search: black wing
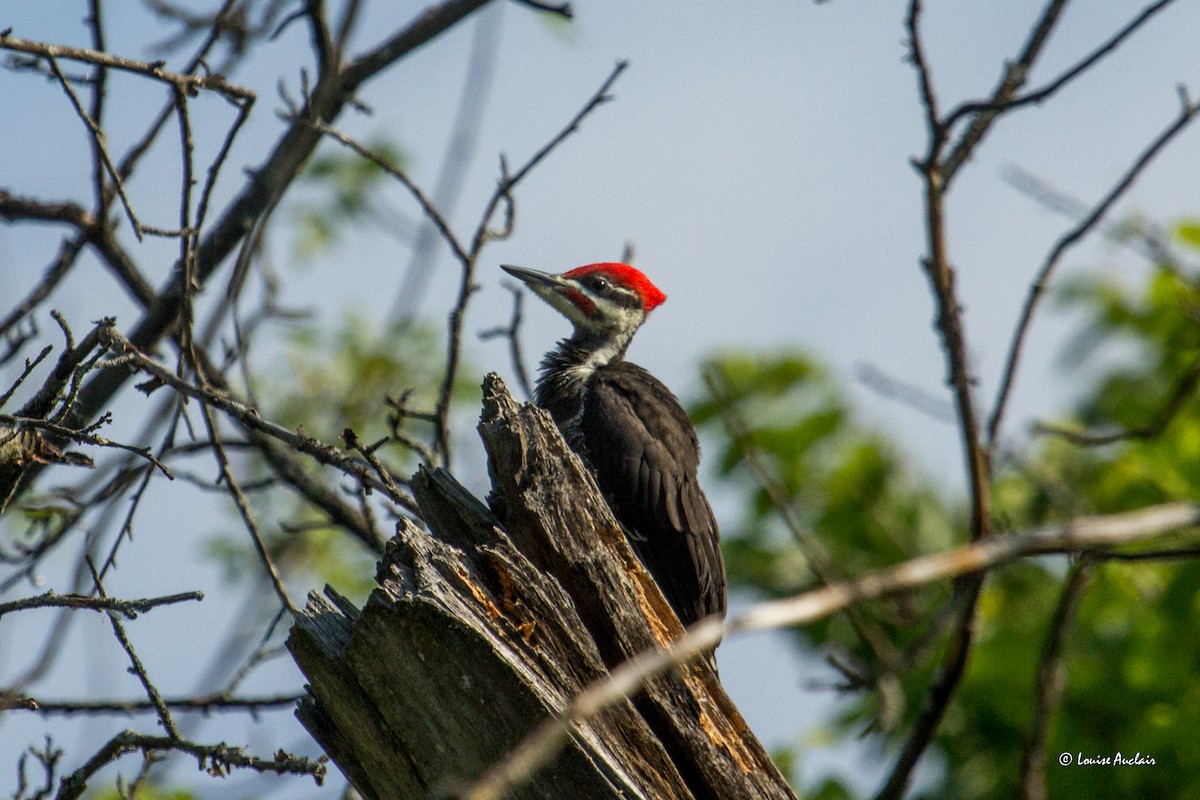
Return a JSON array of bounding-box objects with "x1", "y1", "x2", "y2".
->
[{"x1": 579, "y1": 362, "x2": 726, "y2": 626}]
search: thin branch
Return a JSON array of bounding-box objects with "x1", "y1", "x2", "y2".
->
[
  {"x1": 478, "y1": 282, "x2": 533, "y2": 399},
  {"x1": 461, "y1": 501, "x2": 1200, "y2": 800},
  {"x1": 333, "y1": 0, "x2": 363, "y2": 57},
  {"x1": 939, "y1": 0, "x2": 1070, "y2": 185},
  {"x1": 86, "y1": 559, "x2": 181, "y2": 740},
  {"x1": 1001, "y1": 164, "x2": 1186, "y2": 268},
  {"x1": 906, "y1": 0, "x2": 942, "y2": 147},
  {"x1": 16, "y1": 692, "x2": 302, "y2": 716},
  {"x1": 873, "y1": 594, "x2": 979, "y2": 799},
  {"x1": 199, "y1": 403, "x2": 297, "y2": 616},
  {"x1": 855, "y1": 363, "x2": 955, "y2": 423},
  {"x1": 341, "y1": 0, "x2": 491, "y2": 88},
  {"x1": 892, "y1": 5, "x2": 1087, "y2": 789},
  {"x1": 341, "y1": 428, "x2": 408, "y2": 499},
  {"x1": 433, "y1": 60, "x2": 628, "y2": 465},
  {"x1": 0, "y1": 238, "x2": 86, "y2": 342},
  {"x1": 0, "y1": 589, "x2": 202, "y2": 620},
  {"x1": 0, "y1": 415, "x2": 174, "y2": 478},
  {"x1": 44, "y1": 53, "x2": 147, "y2": 240},
  {"x1": 0, "y1": 191, "x2": 95, "y2": 227},
  {"x1": 0, "y1": 346, "x2": 52, "y2": 411},
  {"x1": 1096, "y1": 546, "x2": 1200, "y2": 561},
  {"x1": 1018, "y1": 557, "x2": 1095, "y2": 800},
  {"x1": 1032, "y1": 349, "x2": 1200, "y2": 445},
  {"x1": 510, "y1": 0, "x2": 573, "y2": 19},
  {"x1": 305, "y1": 119, "x2": 469, "y2": 263},
  {"x1": 96, "y1": 322, "x2": 417, "y2": 512},
  {"x1": 704, "y1": 369, "x2": 904, "y2": 672},
  {"x1": 987, "y1": 93, "x2": 1200, "y2": 449},
  {"x1": 0, "y1": 32, "x2": 254, "y2": 100},
  {"x1": 86, "y1": 0, "x2": 108, "y2": 215},
  {"x1": 39, "y1": 3, "x2": 492, "y2": 516},
  {"x1": 173, "y1": 85, "x2": 199, "y2": 373},
  {"x1": 30, "y1": 3, "x2": 489, "y2": 516},
  {"x1": 493, "y1": 61, "x2": 626, "y2": 197},
  {"x1": 304, "y1": 0, "x2": 336, "y2": 72},
  {"x1": 944, "y1": 0, "x2": 1181, "y2": 129},
  {"x1": 54, "y1": 730, "x2": 325, "y2": 800},
  {"x1": 11, "y1": 736, "x2": 60, "y2": 800}
]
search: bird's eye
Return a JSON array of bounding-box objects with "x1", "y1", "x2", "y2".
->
[{"x1": 590, "y1": 276, "x2": 610, "y2": 292}]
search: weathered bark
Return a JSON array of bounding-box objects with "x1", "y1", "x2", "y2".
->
[{"x1": 286, "y1": 374, "x2": 796, "y2": 799}]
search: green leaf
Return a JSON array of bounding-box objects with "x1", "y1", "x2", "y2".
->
[{"x1": 1174, "y1": 219, "x2": 1200, "y2": 251}]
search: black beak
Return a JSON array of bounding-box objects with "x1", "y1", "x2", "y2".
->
[{"x1": 500, "y1": 264, "x2": 568, "y2": 290}]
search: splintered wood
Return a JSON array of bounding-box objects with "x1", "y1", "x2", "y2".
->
[{"x1": 287, "y1": 374, "x2": 796, "y2": 799}]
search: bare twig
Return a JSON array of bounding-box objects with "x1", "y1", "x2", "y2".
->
[
  {"x1": 341, "y1": 427, "x2": 409, "y2": 498},
  {"x1": 883, "y1": 2, "x2": 1122, "y2": 789},
  {"x1": 96, "y1": 322, "x2": 417, "y2": 512},
  {"x1": 11, "y1": 737, "x2": 61, "y2": 800},
  {"x1": 0, "y1": 414, "x2": 174, "y2": 478},
  {"x1": 41, "y1": 0, "x2": 494, "y2": 508},
  {"x1": 45, "y1": 53, "x2": 148, "y2": 240},
  {"x1": 855, "y1": 363, "x2": 955, "y2": 423},
  {"x1": 0, "y1": 32, "x2": 254, "y2": 100},
  {"x1": 1018, "y1": 557, "x2": 1095, "y2": 800},
  {"x1": 86, "y1": 559, "x2": 181, "y2": 739},
  {"x1": 510, "y1": 0, "x2": 573, "y2": 19},
  {"x1": 1096, "y1": 546, "x2": 1200, "y2": 561},
  {"x1": 305, "y1": 120, "x2": 469, "y2": 263},
  {"x1": 85, "y1": 0, "x2": 108, "y2": 216},
  {"x1": 433, "y1": 60, "x2": 628, "y2": 466},
  {"x1": 0, "y1": 588, "x2": 202, "y2": 620},
  {"x1": 704, "y1": 369, "x2": 904, "y2": 672},
  {"x1": 938, "y1": 0, "x2": 1069, "y2": 185},
  {"x1": 903, "y1": 11, "x2": 997, "y2": 785},
  {"x1": 1001, "y1": 165, "x2": 1186, "y2": 268},
  {"x1": 1033, "y1": 350, "x2": 1200, "y2": 445},
  {"x1": 478, "y1": 283, "x2": 534, "y2": 399},
  {"x1": 0, "y1": 191, "x2": 95, "y2": 228},
  {"x1": 16, "y1": 692, "x2": 302, "y2": 716},
  {"x1": 199, "y1": 403, "x2": 297, "y2": 616},
  {"x1": 54, "y1": 729, "x2": 325, "y2": 800},
  {"x1": 987, "y1": 93, "x2": 1200, "y2": 449},
  {"x1": 0, "y1": 346, "x2": 52, "y2": 410},
  {"x1": 944, "y1": 0, "x2": 1181, "y2": 129}
]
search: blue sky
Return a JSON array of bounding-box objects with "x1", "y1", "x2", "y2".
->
[{"x1": 2, "y1": 1, "x2": 1199, "y2": 796}]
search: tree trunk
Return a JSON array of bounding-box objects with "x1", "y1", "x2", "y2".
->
[{"x1": 286, "y1": 374, "x2": 797, "y2": 799}]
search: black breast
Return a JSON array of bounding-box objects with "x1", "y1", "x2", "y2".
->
[{"x1": 574, "y1": 362, "x2": 726, "y2": 627}]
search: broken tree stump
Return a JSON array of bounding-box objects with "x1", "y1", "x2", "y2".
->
[{"x1": 286, "y1": 374, "x2": 797, "y2": 799}]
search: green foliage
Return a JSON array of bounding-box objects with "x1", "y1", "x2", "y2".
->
[
  {"x1": 205, "y1": 313, "x2": 477, "y2": 602},
  {"x1": 694, "y1": 222, "x2": 1200, "y2": 799},
  {"x1": 694, "y1": 350, "x2": 956, "y2": 610},
  {"x1": 272, "y1": 313, "x2": 456, "y2": 450}
]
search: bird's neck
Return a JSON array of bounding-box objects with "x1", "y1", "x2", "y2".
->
[{"x1": 534, "y1": 327, "x2": 635, "y2": 423}]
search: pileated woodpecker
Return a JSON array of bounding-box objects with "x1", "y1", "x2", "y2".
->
[{"x1": 501, "y1": 262, "x2": 726, "y2": 631}]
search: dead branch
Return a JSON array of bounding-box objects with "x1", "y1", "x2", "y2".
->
[
  {"x1": 988, "y1": 92, "x2": 1200, "y2": 448},
  {"x1": 0, "y1": 32, "x2": 254, "y2": 100},
  {"x1": 13, "y1": 692, "x2": 303, "y2": 717},
  {"x1": 1018, "y1": 557, "x2": 1095, "y2": 800},
  {"x1": 0, "y1": 588, "x2": 202, "y2": 620}
]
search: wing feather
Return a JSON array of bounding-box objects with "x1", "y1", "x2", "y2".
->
[{"x1": 579, "y1": 363, "x2": 726, "y2": 624}]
